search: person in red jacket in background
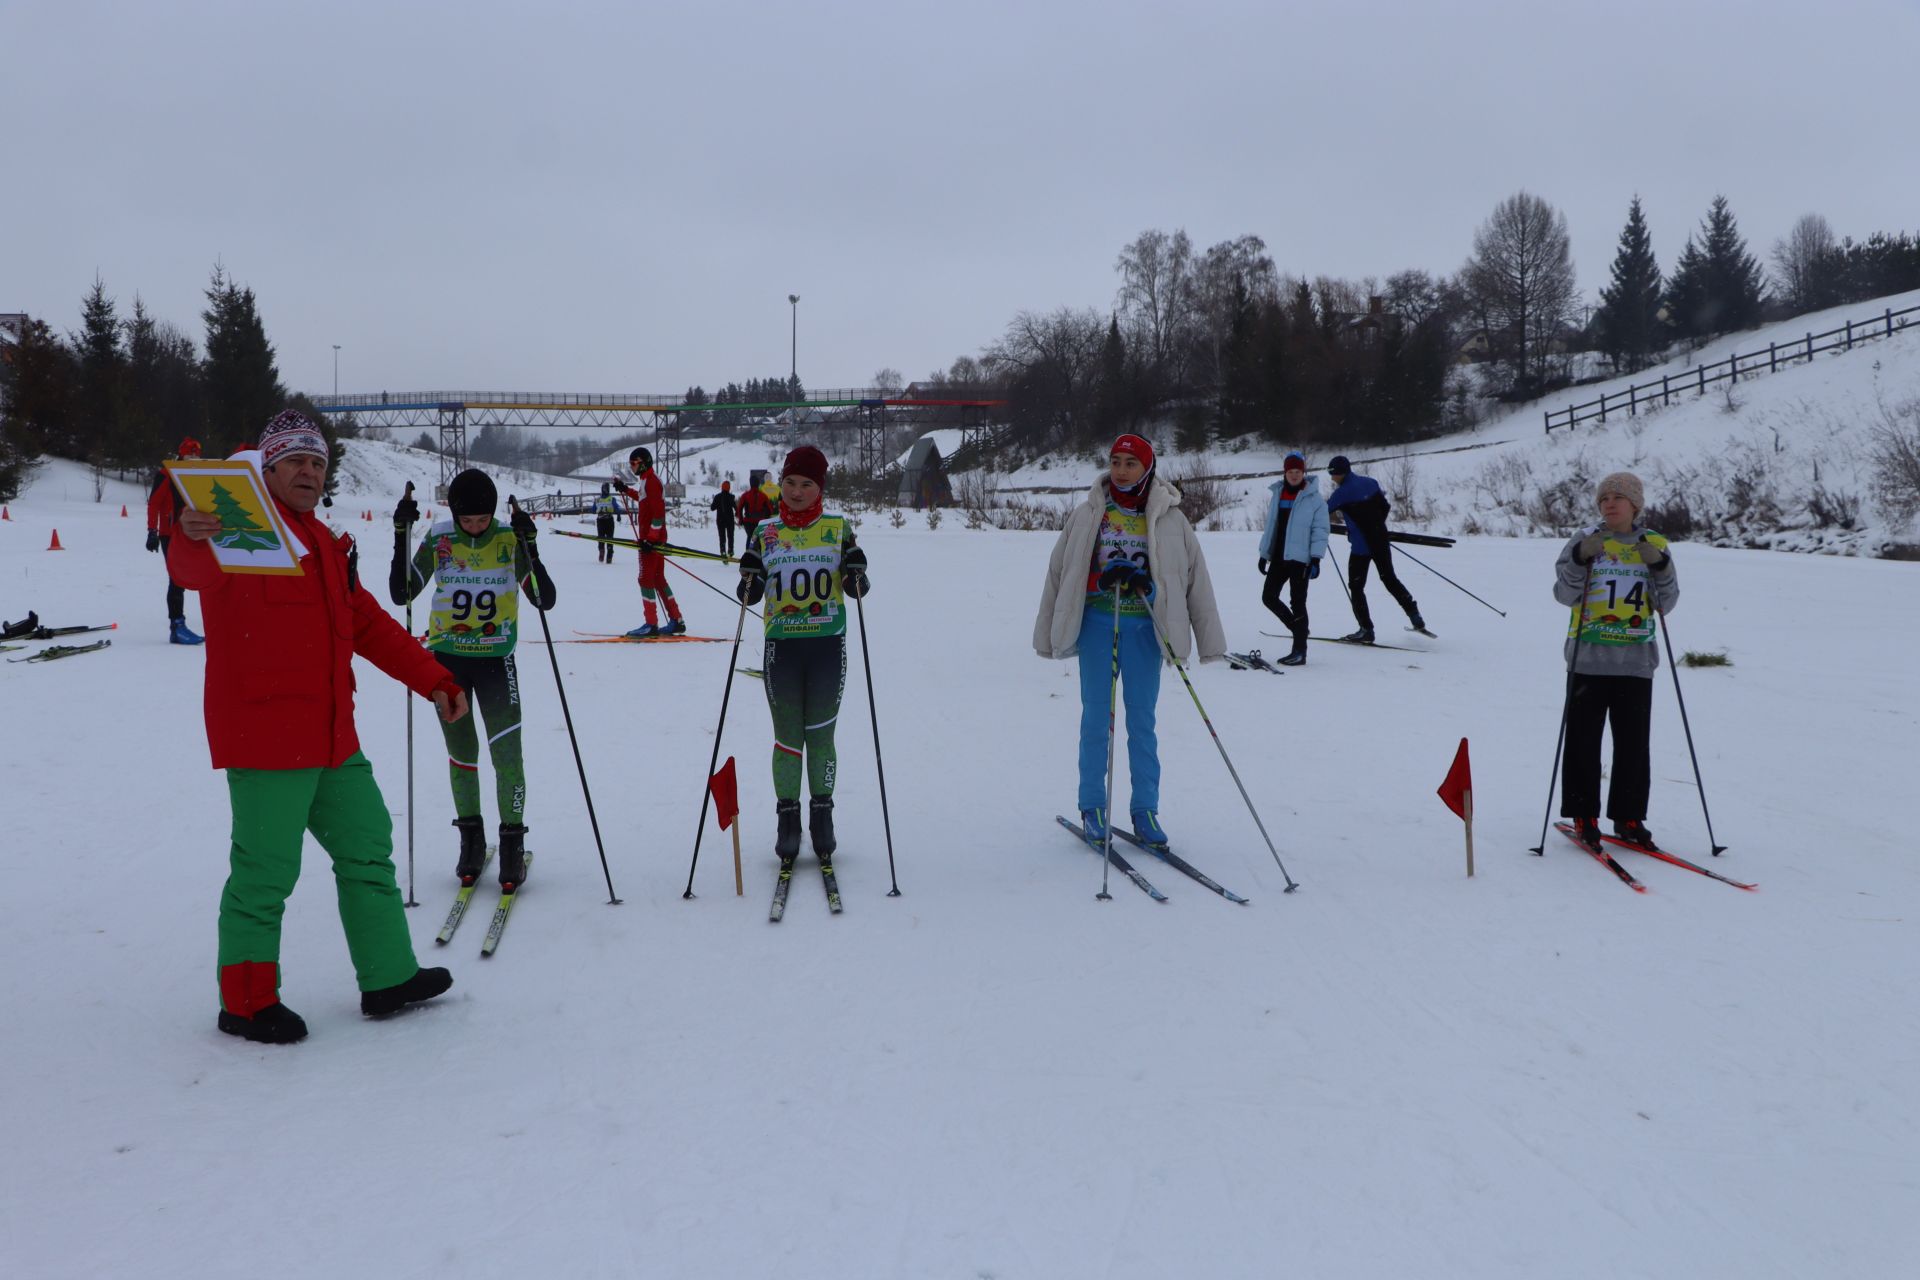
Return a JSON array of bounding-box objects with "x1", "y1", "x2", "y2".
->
[
  {"x1": 146, "y1": 436, "x2": 204, "y2": 645},
  {"x1": 613, "y1": 445, "x2": 686, "y2": 637},
  {"x1": 171, "y1": 410, "x2": 470, "y2": 1045}
]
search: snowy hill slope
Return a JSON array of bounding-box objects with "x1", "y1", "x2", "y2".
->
[{"x1": 3, "y1": 482, "x2": 1916, "y2": 1279}]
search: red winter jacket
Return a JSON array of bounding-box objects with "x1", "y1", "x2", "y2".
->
[
  {"x1": 146, "y1": 471, "x2": 177, "y2": 537},
  {"x1": 169, "y1": 500, "x2": 456, "y2": 770},
  {"x1": 615, "y1": 470, "x2": 668, "y2": 546}
]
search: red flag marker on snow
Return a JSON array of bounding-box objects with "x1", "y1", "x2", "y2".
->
[
  {"x1": 709, "y1": 756, "x2": 743, "y2": 895},
  {"x1": 1437, "y1": 738, "x2": 1473, "y2": 876}
]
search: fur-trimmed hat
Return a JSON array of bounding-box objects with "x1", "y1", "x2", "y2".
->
[
  {"x1": 260, "y1": 410, "x2": 328, "y2": 469},
  {"x1": 1595, "y1": 471, "x2": 1645, "y2": 512}
]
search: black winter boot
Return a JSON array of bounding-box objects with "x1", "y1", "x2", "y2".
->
[
  {"x1": 809, "y1": 796, "x2": 836, "y2": 859},
  {"x1": 217, "y1": 1002, "x2": 308, "y2": 1045},
  {"x1": 775, "y1": 799, "x2": 803, "y2": 861},
  {"x1": 498, "y1": 823, "x2": 528, "y2": 889},
  {"x1": 362, "y1": 966, "x2": 454, "y2": 1018},
  {"x1": 1277, "y1": 633, "x2": 1308, "y2": 666},
  {"x1": 453, "y1": 815, "x2": 487, "y2": 884}
]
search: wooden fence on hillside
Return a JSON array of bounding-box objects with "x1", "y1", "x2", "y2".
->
[{"x1": 1543, "y1": 302, "x2": 1920, "y2": 433}]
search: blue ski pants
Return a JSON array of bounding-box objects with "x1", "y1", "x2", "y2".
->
[{"x1": 1076, "y1": 603, "x2": 1162, "y2": 814}]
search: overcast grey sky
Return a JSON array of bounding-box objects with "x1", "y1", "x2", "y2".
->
[{"x1": 6, "y1": 0, "x2": 1917, "y2": 399}]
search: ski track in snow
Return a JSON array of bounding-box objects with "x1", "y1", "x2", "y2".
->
[{"x1": 2, "y1": 456, "x2": 1917, "y2": 1279}]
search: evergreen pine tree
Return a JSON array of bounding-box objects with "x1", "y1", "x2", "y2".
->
[
  {"x1": 72, "y1": 276, "x2": 126, "y2": 465},
  {"x1": 1595, "y1": 196, "x2": 1666, "y2": 371},
  {"x1": 1666, "y1": 196, "x2": 1765, "y2": 338},
  {"x1": 201, "y1": 264, "x2": 286, "y2": 447},
  {"x1": 1090, "y1": 314, "x2": 1130, "y2": 436}
]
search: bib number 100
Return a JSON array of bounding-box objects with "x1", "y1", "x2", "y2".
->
[{"x1": 766, "y1": 568, "x2": 834, "y2": 603}]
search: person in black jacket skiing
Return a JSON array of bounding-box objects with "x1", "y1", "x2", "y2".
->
[
  {"x1": 1324, "y1": 455, "x2": 1425, "y2": 643},
  {"x1": 709, "y1": 481, "x2": 737, "y2": 558}
]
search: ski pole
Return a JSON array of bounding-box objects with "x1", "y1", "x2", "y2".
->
[
  {"x1": 663, "y1": 554, "x2": 763, "y2": 619},
  {"x1": 848, "y1": 539, "x2": 901, "y2": 897},
  {"x1": 1397, "y1": 546, "x2": 1507, "y2": 617},
  {"x1": 1658, "y1": 618, "x2": 1728, "y2": 855},
  {"x1": 1530, "y1": 561, "x2": 1591, "y2": 855},
  {"x1": 683, "y1": 598, "x2": 751, "y2": 898},
  {"x1": 1143, "y1": 603, "x2": 1298, "y2": 891},
  {"x1": 1097, "y1": 586, "x2": 1121, "y2": 901},
  {"x1": 401, "y1": 483, "x2": 418, "y2": 907},
  {"x1": 510, "y1": 497, "x2": 622, "y2": 905}
]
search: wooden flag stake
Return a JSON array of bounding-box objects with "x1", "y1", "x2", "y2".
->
[
  {"x1": 731, "y1": 822, "x2": 744, "y2": 896},
  {"x1": 1464, "y1": 789, "x2": 1475, "y2": 878}
]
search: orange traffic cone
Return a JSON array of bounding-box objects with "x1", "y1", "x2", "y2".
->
[
  {"x1": 121, "y1": 504, "x2": 129, "y2": 517},
  {"x1": 2, "y1": 506, "x2": 11, "y2": 520},
  {"x1": 48, "y1": 529, "x2": 64, "y2": 550}
]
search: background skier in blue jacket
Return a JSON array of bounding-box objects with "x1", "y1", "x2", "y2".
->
[{"x1": 1324, "y1": 455, "x2": 1426, "y2": 643}]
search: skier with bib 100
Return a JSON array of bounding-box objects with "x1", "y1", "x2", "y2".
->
[
  {"x1": 390, "y1": 468, "x2": 557, "y2": 892},
  {"x1": 734, "y1": 446, "x2": 871, "y2": 864}
]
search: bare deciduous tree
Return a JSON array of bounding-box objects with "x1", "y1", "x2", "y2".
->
[
  {"x1": 1114, "y1": 228, "x2": 1196, "y2": 385},
  {"x1": 982, "y1": 307, "x2": 1107, "y2": 442},
  {"x1": 1770, "y1": 213, "x2": 1838, "y2": 313},
  {"x1": 871, "y1": 367, "x2": 904, "y2": 395},
  {"x1": 1462, "y1": 191, "x2": 1578, "y2": 390}
]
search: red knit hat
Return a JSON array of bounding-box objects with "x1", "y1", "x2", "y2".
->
[
  {"x1": 782, "y1": 445, "x2": 828, "y2": 488},
  {"x1": 1111, "y1": 434, "x2": 1155, "y2": 472},
  {"x1": 177, "y1": 437, "x2": 202, "y2": 459}
]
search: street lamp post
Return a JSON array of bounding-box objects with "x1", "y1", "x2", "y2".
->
[
  {"x1": 788, "y1": 295, "x2": 799, "y2": 393},
  {"x1": 332, "y1": 344, "x2": 341, "y2": 397}
]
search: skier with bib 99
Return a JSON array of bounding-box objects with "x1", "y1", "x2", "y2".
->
[
  {"x1": 734, "y1": 446, "x2": 870, "y2": 862},
  {"x1": 1033, "y1": 434, "x2": 1226, "y2": 849},
  {"x1": 1553, "y1": 471, "x2": 1680, "y2": 854},
  {"x1": 391, "y1": 468, "x2": 557, "y2": 891}
]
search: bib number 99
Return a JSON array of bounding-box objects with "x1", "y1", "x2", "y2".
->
[{"x1": 450, "y1": 589, "x2": 498, "y2": 622}]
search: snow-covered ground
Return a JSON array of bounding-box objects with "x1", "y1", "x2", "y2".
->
[{"x1": 3, "y1": 458, "x2": 1916, "y2": 1278}]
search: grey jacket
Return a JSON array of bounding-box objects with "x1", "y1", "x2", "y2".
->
[
  {"x1": 1034, "y1": 476, "x2": 1228, "y2": 664},
  {"x1": 1552, "y1": 523, "x2": 1680, "y2": 677}
]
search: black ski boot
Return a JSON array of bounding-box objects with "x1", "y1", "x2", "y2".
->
[
  {"x1": 217, "y1": 1002, "x2": 308, "y2": 1045},
  {"x1": 361, "y1": 966, "x2": 454, "y2": 1017},
  {"x1": 1339, "y1": 627, "x2": 1375, "y2": 644},
  {"x1": 1571, "y1": 817, "x2": 1605, "y2": 855},
  {"x1": 498, "y1": 822, "x2": 528, "y2": 889},
  {"x1": 775, "y1": 799, "x2": 803, "y2": 860},
  {"x1": 1277, "y1": 633, "x2": 1308, "y2": 666},
  {"x1": 1613, "y1": 819, "x2": 1659, "y2": 851},
  {"x1": 453, "y1": 815, "x2": 487, "y2": 884},
  {"x1": 1, "y1": 611, "x2": 38, "y2": 642},
  {"x1": 810, "y1": 796, "x2": 836, "y2": 859}
]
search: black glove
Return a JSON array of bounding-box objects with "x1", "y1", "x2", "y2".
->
[
  {"x1": 510, "y1": 506, "x2": 538, "y2": 548},
  {"x1": 1637, "y1": 532, "x2": 1668, "y2": 568},
  {"x1": 1573, "y1": 531, "x2": 1607, "y2": 565},
  {"x1": 840, "y1": 544, "x2": 870, "y2": 598},
  {"x1": 737, "y1": 550, "x2": 766, "y2": 605},
  {"x1": 1258, "y1": 557, "x2": 1269, "y2": 576},
  {"x1": 145, "y1": 530, "x2": 160, "y2": 553},
  {"x1": 1097, "y1": 559, "x2": 1151, "y2": 597},
  {"x1": 1308, "y1": 559, "x2": 1321, "y2": 580},
  {"x1": 393, "y1": 492, "x2": 421, "y2": 531}
]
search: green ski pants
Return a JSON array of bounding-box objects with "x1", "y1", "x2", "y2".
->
[
  {"x1": 219, "y1": 751, "x2": 419, "y2": 1004},
  {"x1": 764, "y1": 634, "x2": 846, "y2": 800},
  {"x1": 436, "y1": 652, "x2": 526, "y2": 824}
]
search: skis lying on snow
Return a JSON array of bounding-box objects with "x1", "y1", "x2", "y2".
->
[
  {"x1": 1054, "y1": 815, "x2": 1167, "y2": 901},
  {"x1": 436, "y1": 849, "x2": 495, "y2": 945},
  {"x1": 29, "y1": 622, "x2": 117, "y2": 640},
  {"x1": 1226, "y1": 649, "x2": 1285, "y2": 674},
  {"x1": 1110, "y1": 827, "x2": 1250, "y2": 904},
  {"x1": 1552, "y1": 822, "x2": 1647, "y2": 892},
  {"x1": 1285, "y1": 632, "x2": 1423, "y2": 652},
  {"x1": 769, "y1": 854, "x2": 842, "y2": 922},
  {"x1": 1557, "y1": 823, "x2": 1755, "y2": 891},
  {"x1": 9, "y1": 639, "x2": 112, "y2": 663},
  {"x1": 564, "y1": 630, "x2": 730, "y2": 644},
  {"x1": 480, "y1": 854, "x2": 532, "y2": 957}
]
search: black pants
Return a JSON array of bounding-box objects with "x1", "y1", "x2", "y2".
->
[
  {"x1": 717, "y1": 518, "x2": 735, "y2": 557},
  {"x1": 596, "y1": 517, "x2": 615, "y2": 563},
  {"x1": 159, "y1": 535, "x2": 185, "y2": 620},
  {"x1": 1261, "y1": 560, "x2": 1311, "y2": 638},
  {"x1": 1560, "y1": 674, "x2": 1653, "y2": 822},
  {"x1": 1347, "y1": 544, "x2": 1419, "y2": 631}
]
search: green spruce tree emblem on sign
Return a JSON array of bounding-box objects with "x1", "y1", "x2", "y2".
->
[{"x1": 208, "y1": 481, "x2": 281, "y2": 552}]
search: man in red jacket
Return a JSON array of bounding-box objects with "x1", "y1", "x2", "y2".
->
[
  {"x1": 147, "y1": 436, "x2": 205, "y2": 645},
  {"x1": 613, "y1": 445, "x2": 686, "y2": 637},
  {"x1": 172, "y1": 410, "x2": 470, "y2": 1045}
]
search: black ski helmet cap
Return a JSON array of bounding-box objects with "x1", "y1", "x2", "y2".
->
[
  {"x1": 630, "y1": 446, "x2": 653, "y2": 470},
  {"x1": 447, "y1": 468, "x2": 497, "y2": 518}
]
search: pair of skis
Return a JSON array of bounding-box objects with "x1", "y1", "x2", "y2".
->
[
  {"x1": 1270, "y1": 630, "x2": 1431, "y2": 652},
  {"x1": 8, "y1": 639, "x2": 112, "y2": 663},
  {"x1": 1225, "y1": 650, "x2": 1285, "y2": 674},
  {"x1": 1054, "y1": 816, "x2": 1250, "y2": 904},
  {"x1": 434, "y1": 850, "x2": 534, "y2": 955},
  {"x1": 769, "y1": 853, "x2": 841, "y2": 922},
  {"x1": 1552, "y1": 822, "x2": 1755, "y2": 892}
]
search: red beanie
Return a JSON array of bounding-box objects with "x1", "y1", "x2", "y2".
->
[
  {"x1": 1111, "y1": 434, "x2": 1155, "y2": 472},
  {"x1": 177, "y1": 437, "x2": 202, "y2": 459},
  {"x1": 782, "y1": 445, "x2": 828, "y2": 488}
]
